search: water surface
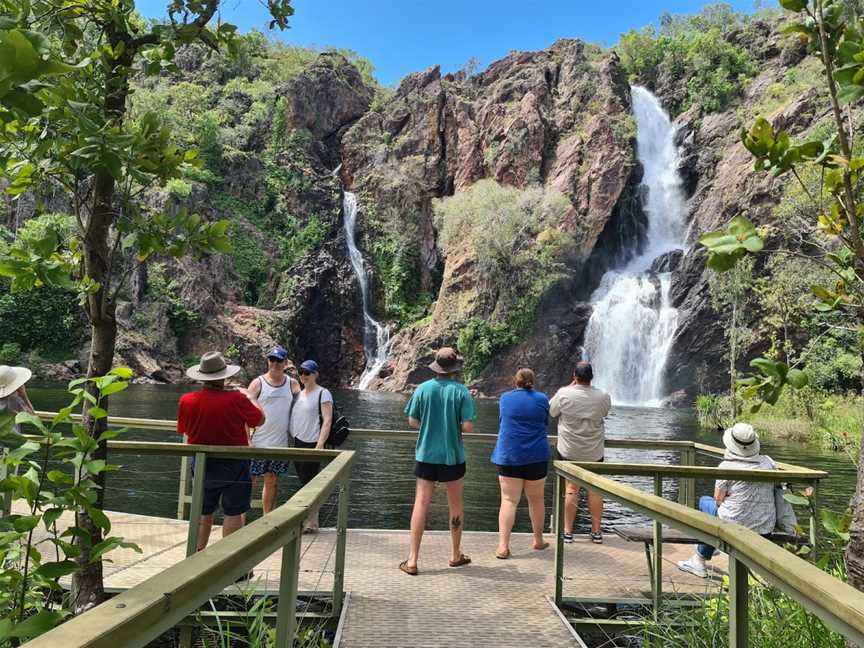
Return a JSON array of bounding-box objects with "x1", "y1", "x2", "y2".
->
[{"x1": 27, "y1": 383, "x2": 856, "y2": 534}]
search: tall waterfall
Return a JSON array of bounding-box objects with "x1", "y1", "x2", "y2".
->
[
  {"x1": 342, "y1": 191, "x2": 391, "y2": 390},
  {"x1": 582, "y1": 86, "x2": 687, "y2": 406}
]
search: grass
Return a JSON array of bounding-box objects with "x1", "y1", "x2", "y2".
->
[{"x1": 696, "y1": 390, "x2": 862, "y2": 460}]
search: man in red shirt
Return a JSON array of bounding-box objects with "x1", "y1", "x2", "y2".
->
[{"x1": 178, "y1": 351, "x2": 265, "y2": 551}]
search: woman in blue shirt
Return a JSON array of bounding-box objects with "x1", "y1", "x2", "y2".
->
[{"x1": 491, "y1": 368, "x2": 551, "y2": 559}]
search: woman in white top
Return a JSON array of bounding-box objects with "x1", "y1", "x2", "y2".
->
[
  {"x1": 678, "y1": 423, "x2": 778, "y2": 578},
  {"x1": 247, "y1": 347, "x2": 300, "y2": 514},
  {"x1": 290, "y1": 359, "x2": 333, "y2": 532}
]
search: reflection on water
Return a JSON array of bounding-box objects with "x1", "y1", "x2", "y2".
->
[{"x1": 26, "y1": 383, "x2": 857, "y2": 534}]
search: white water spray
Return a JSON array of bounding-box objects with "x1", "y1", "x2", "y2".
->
[
  {"x1": 342, "y1": 191, "x2": 392, "y2": 390},
  {"x1": 582, "y1": 86, "x2": 687, "y2": 406}
]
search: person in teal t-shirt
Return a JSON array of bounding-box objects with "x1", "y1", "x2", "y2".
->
[{"x1": 398, "y1": 347, "x2": 476, "y2": 576}]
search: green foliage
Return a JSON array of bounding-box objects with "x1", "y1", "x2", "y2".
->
[
  {"x1": 369, "y1": 231, "x2": 433, "y2": 327},
  {"x1": 0, "y1": 284, "x2": 83, "y2": 356},
  {"x1": 457, "y1": 292, "x2": 542, "y2": 381},
  {"x1": 146, "y1": 263, "x2": 201, "y2": 339},
  {"x1": 195, "y1": 112, "x2": 224, "y2": 173},
  {"x1": 166, "y1": 178, "x2": 192, "y2": 200},
  {"x1": 695, "y1": 393, "x2": 731, "y2": 429},
  {"x1": 0, "y1": 342, "x2": 21, "y2": 365},
  {"x1": 616, "y1": 9, "x2": 756, "y2": 113},
  {"x1": 641, "y1": 551, "x2": 847, "y2": 647},
  {"x1": 0, "y1": 371, "x2": 141, "y2": 641},
  {"x1": 228, "y1": 223, "x2": 270, "y2": 304}
]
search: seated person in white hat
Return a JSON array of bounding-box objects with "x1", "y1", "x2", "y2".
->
[
  {"x1": 678, "y1": 423, "x2": 777, "y2": 578},
  {"x1": 178, "y1": 352, "x2": 265, "y2": 553},
  {"x1": 0, "y1": 365, "x2": 35, "y2": 432}
]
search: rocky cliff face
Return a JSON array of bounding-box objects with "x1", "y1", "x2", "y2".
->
[{"x1": 341, "y1": 41, "x2": 643, "y2": 392}]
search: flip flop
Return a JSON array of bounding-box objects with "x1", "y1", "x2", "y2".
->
[
  {"x1": 534, "y1": 541, "x2": 550, "y2": 551},
  {"x1": 399, "y1": 560, "x2": 418, "y2": 576},
  {"x1": 495, "y1": 549, "x2": 511, "y2": 560},
  {"x1": 448, "y1": 554, "x2": 471, "y2": 568}
]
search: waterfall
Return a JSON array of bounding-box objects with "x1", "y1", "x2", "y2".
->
[
  {"x1": 342, "y1": 191, "x2": 392, "y2": 390},
  {"x1": 582, "y1": 86, "x2": 687, "y2": 406}
]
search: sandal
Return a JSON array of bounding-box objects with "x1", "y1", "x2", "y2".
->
[
  {"x1": 448, "y1": 554, "x2": 471, "y2": 568},
  {"x1": 399, "y1": 560, "x2": 418, "y2": 576},
  {"x1": 495, "y1": 549, "x2": 511, "y2": 560}
]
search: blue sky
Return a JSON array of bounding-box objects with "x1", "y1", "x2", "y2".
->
[{"x1": 137, "y1": 0, "x2": 757, "y2": 86}]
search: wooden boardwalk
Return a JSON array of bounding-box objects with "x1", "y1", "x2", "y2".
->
[{"x1": 27, "y1": 507, "x2": 727, "y2": 647}]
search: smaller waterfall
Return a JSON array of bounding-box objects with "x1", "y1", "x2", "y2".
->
[{"x1": 342, "y1": 191, "x2": 391, "y2": 389}]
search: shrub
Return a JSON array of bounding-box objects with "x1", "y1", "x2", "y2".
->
[
  {"x1": 0, "y1": 284, "x2": 83, "y2": 356},
  {"x1": 0, "y1": 342, "x2": 21, "y2": 364},
  {"x1": 166, "y1": 178, "x2": 192, "y2": 200},
  {"x1": 146, "y1": 263, "x2": 201, "y2": 339}
]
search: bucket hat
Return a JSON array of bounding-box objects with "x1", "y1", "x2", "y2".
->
[
  {"x1": 428, "y1": 347, "x2": 463, "y2": 375},
  {"x1": 186, "y1": 351, "x2": 241, "y2": 382},
  {"x1": 0, "y1": 365, "x2": 32, "y2": 399},
  {"x1": 722, "y1": 422, "x2": 760, "y2": 458}
]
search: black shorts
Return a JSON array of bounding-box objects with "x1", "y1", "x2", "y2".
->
[
  {"x1": 414, "y1": 461, "x2": 466, "y2": 483},
  {"x1": 196, "y1": 458, "x2": 252, "y2": 517},
  {"x1": 496, "y1": 461, "x2": 548, "y2": 481},
  {"x1": 293, "y1": 437, "x2": 321, "y2": 486}
]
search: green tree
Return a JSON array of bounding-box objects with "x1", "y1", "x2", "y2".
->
[
  {"x1": 0, "y1": 0, "x2": 294, "y2": 611},
  {"x1": 699, "y1": 0, "x2": 864, "y2": 600},
  {"x1": 708, "y1": 254, "x2": 755, "y2": 416}
]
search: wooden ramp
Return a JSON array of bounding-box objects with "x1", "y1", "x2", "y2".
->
[{"x1": 26, "y1": 508, "x2": 727, "y2": 647}]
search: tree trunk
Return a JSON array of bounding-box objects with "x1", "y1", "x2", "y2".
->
[
  {"x1": 69, "y1": 35, "x2": 130, "y2": 608},
  {"x1": 70, "y1": 166, "x2": 118, "y2": 612}
]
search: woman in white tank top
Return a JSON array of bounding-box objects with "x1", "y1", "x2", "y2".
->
[{"x1": 247, "y1": 347, "x2": 300, "y2": 513}]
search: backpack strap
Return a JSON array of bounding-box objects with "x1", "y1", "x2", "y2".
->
[{"x1": 318, "y1": 388, "x2": 323, "y2": 427}]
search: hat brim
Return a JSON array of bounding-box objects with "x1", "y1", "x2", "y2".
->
[
  {"x1": 0, "y1": 367, "x2": 32, "y2": 399},
  {"x1": 428, "y1": 360, "x2": 463, "y2": 374},
  {"x1": 185, "y1": 364, "x2": 241, "y2": 382},
  {"x1": 722, "y1": 428, "x2": 760, "y2": 457}
]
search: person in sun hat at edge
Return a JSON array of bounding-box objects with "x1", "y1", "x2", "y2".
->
[
  {"x1": 677, "y1": 422, "x2": 778, "y2": 578},
  {"x1": 247, "y1": 345, "x2": 300, "y2": 514},
  {"x1": 399, "y1": 347, "x2": 476, "y2": 576},
  {"x1": 0, "y1": 365, "x2": 35, "y2": 432},
  {"x1": 177, "y1": 351, "x2": 265, "y2": 557}
]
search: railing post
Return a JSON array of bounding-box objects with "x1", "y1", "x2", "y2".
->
[
  {"x1": 276, "y1": 533, "x2": 302, "y2": 648},
  {"x1": 553, "y1": 471, "x2": 565, "y2": 607},
  {"x1": 678, "y1": 446, "x2": 696, "y2": 508},
  {"x1": 809, "y1": 480, "x2": 819, "y2": 559},
  {"x1": 653, "y1": 474, "x2": 663, "y2": 619},
  {"x1": 729, "y1": 556, "x2": 749, "y2": 647},
  {"x1": 332, "y1": 475, "x2": 350, "y2": 617},
  {"x1": 185, "y1": 452, "x2": 207, "y2": 557},
  {"x1": 177, "y1": 455, "x2": 191, "y2": 520}
]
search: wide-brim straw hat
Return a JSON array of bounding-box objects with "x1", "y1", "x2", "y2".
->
[
  {"x1": 723, "y1": 422, "x2": 760, "y2": 458},
  {"x1": 428, "y1": 347, "x2": 464, "y2": 375},
  {"x1": 0, "y1": 365, "x2": 32, "y2": 399},
  {"x1": 186, "y1": 351, "x2": 241, "y2": 382}
]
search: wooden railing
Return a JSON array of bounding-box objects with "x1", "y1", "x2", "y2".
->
[
  {"x1": 19, "y1": 434, "x2": 354, "y2": 648},
  {"x1": 550, "y1": 461, "x2": 859, "y2": 648}
]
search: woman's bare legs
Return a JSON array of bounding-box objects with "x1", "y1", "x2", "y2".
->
[
  {"x1": 524, "y1": 477, "x2": 548, "y2": 549},
  {"x1": 497, "y1": 476, "x2": 523, "y2": 556}
]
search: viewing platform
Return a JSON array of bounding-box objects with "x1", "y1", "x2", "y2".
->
[{"x1": 22, "y1": 504, "x2": 723, "y2": 647}]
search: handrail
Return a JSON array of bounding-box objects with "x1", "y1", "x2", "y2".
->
[
  {"x1": 552, "y1": 461, "x2": 862, "y2": 646},
  {"x1": 570, "y1": 461, "x2": 826, "y2": 481},
  {"x1": 22, "y1": 448, "x2": 355, "y2": 648}
]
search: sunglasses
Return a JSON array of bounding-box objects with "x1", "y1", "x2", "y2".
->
[
  {"x1": 267, "y1": 357, "x2": 286, "y2": 363},
  {"x1": 298, "y1": 369, "x2": 314, "y2": 376}
]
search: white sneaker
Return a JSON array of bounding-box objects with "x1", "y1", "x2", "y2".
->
[{"x1": 677, "y1": 554, "x2": 707, "y2": 578}]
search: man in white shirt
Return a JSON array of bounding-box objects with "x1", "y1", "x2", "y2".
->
[
  {"x1": 549, "y1": 361, "x2": 612, "y2": 544},
  {"x1": 247, "y1": 346, "x2": 300, "y2": 514}
]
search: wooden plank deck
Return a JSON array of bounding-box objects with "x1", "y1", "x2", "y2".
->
[{"x1": 23, "y1": 507, "x2": 727, "y2": 647}]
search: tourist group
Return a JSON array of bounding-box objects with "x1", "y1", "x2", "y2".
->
[{"x1": 0, "y1": 347, "x2": 783, "y2": 580}]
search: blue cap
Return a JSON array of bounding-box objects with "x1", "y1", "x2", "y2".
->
[
  {"x1": 267, "y1": 346, "x2": 289, "y2": 361},
  {"x1": 299, "y1": 359, "x2": 319, "y2": 373}
]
